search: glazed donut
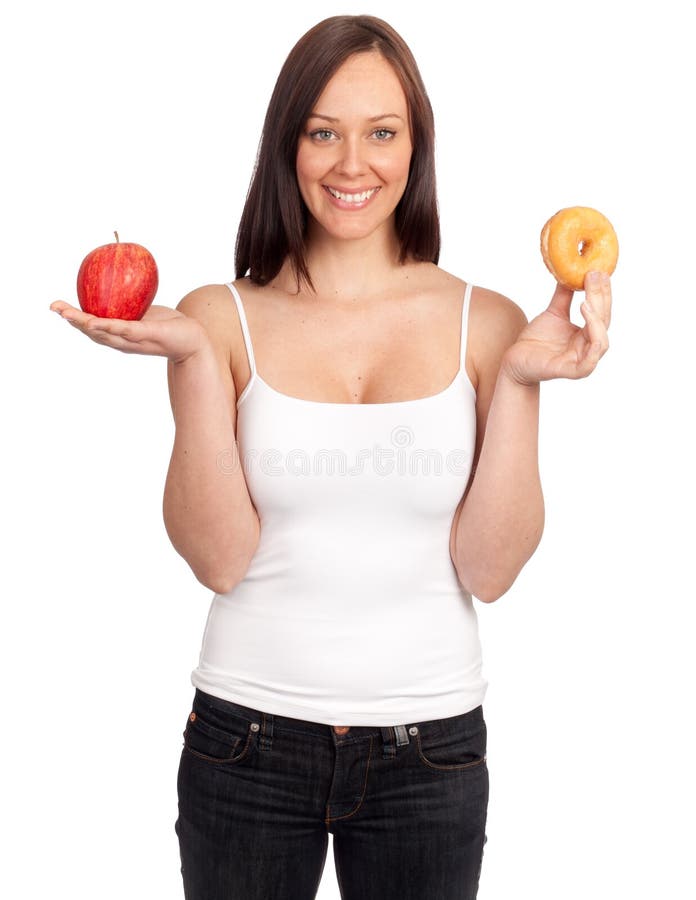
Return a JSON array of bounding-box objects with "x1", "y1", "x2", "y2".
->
[{"x1": 540, "y1": 206, "x2": 619, "y2": 291}]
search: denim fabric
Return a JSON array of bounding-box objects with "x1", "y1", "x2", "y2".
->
[{"x1": 175, "y1": 689, "x2": 489, "y2": 899}]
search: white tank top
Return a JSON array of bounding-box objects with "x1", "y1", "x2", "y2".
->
[{"x1": 189, "y1": 280, "x2": 488, "y2": 726}]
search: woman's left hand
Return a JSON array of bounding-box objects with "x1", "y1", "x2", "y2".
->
[{"x1": 501, "y1": 271, "x2": 612, "y2": 386}]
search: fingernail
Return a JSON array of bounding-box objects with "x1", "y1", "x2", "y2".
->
[{"x1": 588, "y1": 271, "x2": 600, "y2": 286}]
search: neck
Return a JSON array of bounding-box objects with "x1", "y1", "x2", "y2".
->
[{"x1": 276, "y1": 222, "x2": 412, "y2": 301}]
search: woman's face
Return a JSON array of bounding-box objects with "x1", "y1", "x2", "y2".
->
[{"x1": 296, "y1": 51, "x2": 413, "y2": 246}]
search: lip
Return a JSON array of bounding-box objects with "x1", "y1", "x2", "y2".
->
[{"x1": 324, "y1": 185, "x2": 380, "y2": 193}]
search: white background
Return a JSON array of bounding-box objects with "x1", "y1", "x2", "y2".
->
[{"x1": 2, "y1": 0, "x2": 694, "y2": 897}]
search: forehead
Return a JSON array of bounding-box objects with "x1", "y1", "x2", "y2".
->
[{"x1": 311, "y1": 52, "x2": 408, "y2": 119}]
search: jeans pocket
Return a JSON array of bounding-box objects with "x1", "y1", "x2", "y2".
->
[
  {"x1": 415, "y1": 707, "x2": 487, "y2": 772},
  {"x1": 182, "y1": 707, "x2": 257, "y2": 766}
]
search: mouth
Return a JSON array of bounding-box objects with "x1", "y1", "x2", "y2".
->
[{"x1": 323, "y1": 185, "x2": 381, "y2": 209}]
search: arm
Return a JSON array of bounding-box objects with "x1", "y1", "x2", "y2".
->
[
  {"x1": 450, "y1": 288, "x2": 544, "y2": 604},
  {"x1": 162, "y1": 285, "x2": 260, "y2": 594},
  {"x1": 450, "y1": 273, "x2": 612, "y2": 603}
]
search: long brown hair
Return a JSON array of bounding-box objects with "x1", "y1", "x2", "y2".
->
[{"x1": 234, "y1": 15, "x2": 440, "y2": 293}]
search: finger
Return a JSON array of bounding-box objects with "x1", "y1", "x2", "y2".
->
[
  {"x1": 580, "y1": 295, "x2": 610, "y2": 358},
  {"x1": 560, "y1": 326, "x2": 608, "y2": 379},
  {"x1": 55, "y1": 307, "x2": 126, "y2": 331},
  {"x1": 50, "y1": 301, "x2": 78, "y2": 315},
  {"x1": 583, "y1": 271, "x2": 612, "y2": 329},
  {"x1": 83, "y1": 317, "x2": 147, "y2": 344},
  {"x1": 52, "y1": 306, "x2": 134, "y2": 344},
  {"x1": 600, "y1": 273, "x2": 612, "y2": 329},
  {"x1": 51, "y1": 304, "x2": 93, "y2": 325},
  {"x1": 547, "y1": 282, "x2": 574, "y2": 318},
  {"x1": 575, "y1": 339, "x2": 604, "y2": 379}
]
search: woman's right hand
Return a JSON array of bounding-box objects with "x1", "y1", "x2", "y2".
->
[{"x1": 49, "y1": 301, "x2": 209, "y2": 365}]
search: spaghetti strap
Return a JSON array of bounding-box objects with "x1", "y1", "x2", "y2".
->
[
  {"x1": 459, "y1": 282, "x2": 474, "y2": 371},
  {"x1": 225, "y1": 282, "x2": 256, "y2": 378}
]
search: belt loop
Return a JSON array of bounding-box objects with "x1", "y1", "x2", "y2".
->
[
  {"x1": 381, "y1": 726, "x2": 396, "y2": 759},
  {"x1": 258, "y1": 711, "x2": 273, "y2": 752},
  {"x1": 393, "y1": 724, "x2": 410, "y2": 747}
]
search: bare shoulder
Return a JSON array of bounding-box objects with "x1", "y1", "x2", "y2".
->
[
  {"x1": 469, "y1": 284, "x2": 528, "y2": 348},
  {"x1": 469, "y1": 287, "x2": 528, "y2": 389},
  {"x1": 425, "y1": 264, "x2": 527, "y2": 333},
  {"x1": 164, "y1": 283, "x2": 239, "y2": 426},
  {"x1": 175, "y1": 282, "x2": 237, "y2": 332},
  {"x1": 428, "y1": 265, "x2": 528, "y2": 383},
  {"x1": 175, "y1": 281, "x2": 249, "y2": 371},
  {"x1": 176, "y1": 277, "x2": 269, "y2": 395}
]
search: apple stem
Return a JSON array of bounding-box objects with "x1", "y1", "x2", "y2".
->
[{"x1": 114, "y1": 230, "x2": 119, "y2": 243}]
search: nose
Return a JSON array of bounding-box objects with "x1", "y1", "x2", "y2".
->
[{"x1": 335, "y1": 135, "x2": 367, "y2": 179}]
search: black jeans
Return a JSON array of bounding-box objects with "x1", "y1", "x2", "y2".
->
[{"x1": 175, "y1": 689, "x2": 489, "y2": 899}]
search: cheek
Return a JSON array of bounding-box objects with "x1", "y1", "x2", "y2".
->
[
  {"x1": 296, "y1": 144, "x2": 323, "y2": 182},
  {"x1": 382, "y1": 145, "x2": 413, "y2": 181},
  {"x1": 295, "y1": 152, "x2": 317, "y2": 207}
]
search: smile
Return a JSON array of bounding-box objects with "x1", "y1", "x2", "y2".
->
[{"x1": 324, "y1": 185, "x2": 379, "y2": 206}]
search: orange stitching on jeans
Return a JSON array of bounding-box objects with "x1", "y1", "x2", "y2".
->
[
  {"x1": 324, "y1": 735, "x2": 373, "y2": 825},
  {"x1": 415, "y1": 733, "x2": 487, "y2": 771},
  {"x1": 182, "y1": 728, "x2": 253, "y2": 765}
]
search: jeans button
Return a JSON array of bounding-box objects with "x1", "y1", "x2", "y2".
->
[{"x1": 333, "y1": 725, "x2": 350, "y2": 735}]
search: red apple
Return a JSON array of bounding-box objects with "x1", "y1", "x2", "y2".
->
[{"x1": 76, "y1": 231, "x2": 158, "y2": 320}]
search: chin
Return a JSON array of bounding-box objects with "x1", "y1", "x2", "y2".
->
[{"x1": 317, "y1": 213, "x2": 397, "y2": 243}]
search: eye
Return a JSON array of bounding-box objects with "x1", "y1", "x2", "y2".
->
[
  {"x1": 373, "y1": 128, "x2": 396, "y2": 141},
  {"x1": 309, "y1": 129, "x2": 335, "y2": 142}
]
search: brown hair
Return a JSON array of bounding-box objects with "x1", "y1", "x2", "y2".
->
[{"x1": 234, "y1": 15, "x2": 440, "y2": 293}]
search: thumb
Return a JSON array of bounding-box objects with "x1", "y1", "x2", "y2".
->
[{"x1": 547, "y1": 282, "x2": 574, "y2": 318}]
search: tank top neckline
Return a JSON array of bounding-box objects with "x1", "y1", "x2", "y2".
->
[
  {"x1": 225, "y1": 280, "x2": 476, "y2": 409},
  {"x1": 251, "y1": 366, "x2": 473, "y2": 407}
]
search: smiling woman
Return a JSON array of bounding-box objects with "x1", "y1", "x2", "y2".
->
[
  {"x1": 295, "y1": 53, "x2": 414, "y2": 245},
  {"x1": 49, "y1": 11, "x2": 613, "y2": 900},
  {"x1": 166, "y1": 14, "x2": 611, "y2": 900},
  {"x1": 234, "y1": 15, "x2": 440, "y2": 293}
]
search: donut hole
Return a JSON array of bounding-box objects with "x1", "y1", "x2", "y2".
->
[{"x1": 578, "y1": 240, "x2": 587, "y2": 256}]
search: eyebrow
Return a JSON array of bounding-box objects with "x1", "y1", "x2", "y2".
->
[{"x1": 308, "y1": 113, "x2": 404, "y2": 123}]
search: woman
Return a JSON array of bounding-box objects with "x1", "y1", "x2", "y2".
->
[{"x1": 50, "y1": 14, "x2": 611, "y2": 900}]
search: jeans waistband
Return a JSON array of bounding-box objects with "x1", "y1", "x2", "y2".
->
[{"x1": 192, "y1": 688, "x2": 482, "y2": 759}]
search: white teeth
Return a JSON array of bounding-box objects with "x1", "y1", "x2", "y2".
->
[{"x1": 327, "y1": 186, "x2": 378, "y2": 203}]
